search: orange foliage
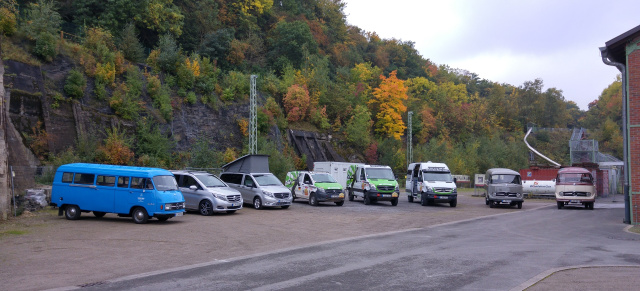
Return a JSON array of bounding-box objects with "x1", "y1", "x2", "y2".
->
[
  {"x1": 237, "y1": 118, "x2": 249, "y2": 136},
  {"x1": 283, "y1": 84, "x2": 310, "y2": 122},
  {"x1": 227, "y1": 39, "x2": 249, "y2": 65},
  {"x1": 96, "y1": 127, "x2": 134, "y2": 165},
  {"x1": 368, "y1": 71, "x2": 408, "y2": 140}
]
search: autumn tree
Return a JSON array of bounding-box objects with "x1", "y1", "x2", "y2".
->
[
  {"x1": 283, "y1": 84, "x2": 310, "y2": 122},
  {"x1": 96, "y1": 126, "x2": 134, "y2": 165},
  {"x1": 368, "y1": 70, "x2": 408, "y2": 140}
]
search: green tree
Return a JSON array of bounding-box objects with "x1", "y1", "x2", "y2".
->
[
  {"x1": 64, "y1": 69, "x2": 86, "y2": 99},
  {"x1": 268, "y1": 20, "x2": 318, "y2": 70},
  {"x1": 344, "y1": 105, "x2": 372, "y2": 149},
  {"x1": 22, "y1": 0, "x2": 62, "y2": 40},
  {"x1": 119, "y1": 22, "x2": 145, "y2": 62}
]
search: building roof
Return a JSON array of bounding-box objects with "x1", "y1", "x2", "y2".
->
[{"x1": 604, "y1": 24, "x2": 640, "y2": 63}]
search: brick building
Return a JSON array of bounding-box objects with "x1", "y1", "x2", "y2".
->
[{"x1": 601, "y1": 24, "x2": 640, "y2": 224}]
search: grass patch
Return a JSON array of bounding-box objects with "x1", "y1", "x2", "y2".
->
[
  {"x1": 1, "y1": 37, "x2": 41, "y2": 66},
  {"x1": 629, "y1": 225, "x2": 640, "y2": 234},
  {"x1": 0, "y1": 230, "x2": 28, "y2": 236}
]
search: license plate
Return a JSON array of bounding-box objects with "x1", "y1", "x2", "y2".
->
[
  {"x1": 570, "y1": 200, "x2": 581, "y2": 203},
  {"x1": 436, "y1": 196, "x2": 448, "y2": 199},
  {"x1": 175, "y1": 212, "x2": 183, "y2": 217},
  {"x1": 501, "y1": 200, "x2": 510, "y2": 203},
  {"x1": 382, "y1": 194, "x2": 390, "y2": 197},
  {"x1": 332, "y1": 195, "x2": 339, "y2": 198}
]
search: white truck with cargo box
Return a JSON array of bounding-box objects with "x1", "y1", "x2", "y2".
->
[
  {"x1": 406, "y1": 162, "x2": 458, "y2": 207},
  {"x1": 313, "y1": 162, "x2": 364, "y2": 190}
]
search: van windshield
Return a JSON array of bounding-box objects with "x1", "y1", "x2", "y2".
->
[
  {"x1": 491, "y1": 174, "x2": 521, "y2": 184},
  {"x1": 153, "y1": 175, "x2": 179, "y2": 191},
  {"x1": 253, "y1": 174, "x2": 283, "y2": 186},
  {"x1": 366, "y1": 168, "x2": 395, "y2": 180},
  {"x1": 194, "y1": 174, "x2": 226, "y2": 187},
  {"x1": 311, "y1": 173, "x2": 337, "y2": 183},
  {"x1": 422, "y1": 171, "x2": 453, "y2": 182},
  {"x1": 557, "y1": 173, "x2": 593, "y2": 184}
]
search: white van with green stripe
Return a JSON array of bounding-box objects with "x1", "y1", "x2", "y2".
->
[
  {"x1": 406, "y1": 162, "x2": 457, "y2": 207},
  {"x1": 346, "y1": 165, "x2": 400, "y2": 206},
  {"x1": 285, "y1": 171, "x2": 345, "y2": 206}
]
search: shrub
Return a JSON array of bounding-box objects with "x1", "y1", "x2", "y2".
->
[
  {"x1": 83, "y1": 27, "x2": 115, "y2": 63},
  {"x1": 186, "y1": 91, "x2": 197, "y2": 104},
  {"x1": 156, "y1": 34, "x2": 180, "y2": 73},
  {"x1": 118, "y1": 22, "x2": 144, "y2": 62},
  {"x1": 34, "y1": 32, "x2": 57, "y2": 62},
  {"x1": 21, "y1": 0, "x2": 61, "y2": 41},
  {"x1": 109, "y1": 83, "x2": 140, "y2": 120},
  {"x1": 95, "y1": 62, "x2": 116, "y2": 86},
  {"x1": 0, "y1": 7, "x2": 17, "y2": 36},
  {"x1": 146, "y1": 75, "x2": 172, "y2": 120},
  {"x1": 64, "y1": 69, "x2": 86, "y2": 99},
  {"x1": 94, "y1": 80, "x2": 108, "y2": 100}
]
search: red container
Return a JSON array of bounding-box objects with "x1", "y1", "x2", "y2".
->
[{"x1": 519, "y1": 167, "x2": 559, "y2": 181}]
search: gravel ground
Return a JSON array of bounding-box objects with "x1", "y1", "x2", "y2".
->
[{"x1": 0, "y1": 190, "x2": 551, "y2": 291}]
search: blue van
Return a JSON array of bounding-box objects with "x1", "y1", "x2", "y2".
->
[{"x1": 50, "y1": 163, "x2": 185, "y2": 224}]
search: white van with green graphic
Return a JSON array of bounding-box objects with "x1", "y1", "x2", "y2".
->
[
  {"x1": 285, "y1": 171, "x2": 345, "y2": 206},
  {"x1": 346, "y1": 165, "x2": 400, "y2": 206}
]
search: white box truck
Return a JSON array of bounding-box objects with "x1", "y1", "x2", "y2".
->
[{"x1": 313, "y1": 162, "x2": 364, "y2": 190}]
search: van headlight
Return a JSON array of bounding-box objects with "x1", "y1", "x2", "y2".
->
[
  {"x1": 395, "y1": 185, "x2": 399, "y2": 192},
  {"x1": 212, "y1": 193, "x2": 228, "y2": 202},
  {"x1": 262, "y1": 190, "x2": 274, "y2": 198}
]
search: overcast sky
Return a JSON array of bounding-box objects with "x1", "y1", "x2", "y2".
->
[{"x1": 342, "y1": 0, "x2": 640, "y2": 110}]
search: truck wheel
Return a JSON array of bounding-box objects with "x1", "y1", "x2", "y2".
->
[
  {"x1": 449, "y1": 199, "x2": 457, "y2": 207},
  {"x1": 348, "y1": 189, "x2": 354, "y2": 201},
  {"x1": 408, "y1": 195, "x2": 413, "y2": 203},
  {"x1": 65, "y1": 205, "x2": 81, "y2": 220},
  {"x1": 391, "y1": 198, "x2": 398, "y2": 206},
  {"x1": 132, "y1": 207, "x2": 149, "y2": 224},
  {"x1": 557, "y1": 202, "x2": 563, "y2": 209},
  {"x1": 309, "y1": 194, "x2": 319, "y2": 206},
  {"x1": 485, "y1": 196, "x2": 489, "y2": 205},
  {"x1": 517, "y1": 202, "x2": 522, "y2": 209},
  {"x1": 489, "y1": 201, "x2": 495, "y2": 208},
  {"x1": 363, "y1": 193, "x2": 371, "y2": 205},
  {"x1": 420, "y1": 194, "x2": 427, "y2": 206}
]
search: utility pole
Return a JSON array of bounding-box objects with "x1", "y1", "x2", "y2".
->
[
  {"x1": 249, "y1": 75, "x2": 257, "y2": 155},
  {"x1": 407, "y1": 111, "x2": 413, "y2": 167}
]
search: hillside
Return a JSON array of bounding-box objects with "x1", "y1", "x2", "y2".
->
[{"x1": 0, "y1": 0, "x2": 623, "y2": 188}]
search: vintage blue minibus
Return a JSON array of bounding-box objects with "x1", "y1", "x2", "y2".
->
[{"x1": 50, "y1": 163, "x2": 185, "y2": 224}]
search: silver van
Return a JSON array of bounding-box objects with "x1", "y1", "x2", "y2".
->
[
  {"x1": 484, "y1": 168, "x2": 524, "y2": 209},
  {"x1": 219, "y1": 155, "x2": 292, "y2": 210},
  {"x1": 172, "y1": 170, "x2": 243, "y2": 215}
]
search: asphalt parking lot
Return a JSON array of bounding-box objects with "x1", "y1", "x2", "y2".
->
[{"x1": 0, "y1": 190, "x2": 626, "y2": 291}]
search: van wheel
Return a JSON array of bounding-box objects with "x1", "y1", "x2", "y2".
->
[
  {"x1": 132, "y1": 207, "x2": 149, "y2": 224},
  {"x1": 93, "y1": 211, "x2": 106, "y2": 218},
  {"x1": 363, "y1": 193, "x2": 371, "y2": 205},
  {"x1": 489, "y1": 201, "x2": 495, "y2": 208},
  {"x1": 517, "y1": 202, "x2": 522, "y2": 209},
  {"x1": 335, "y1": 201, "x2": 344, "y2": 206},
  {"x1": 309, "y1": 194, "x2": 319, "y2": 206},
  {"x1": 253, "y1": 197, "x2": 263, "y2": 210},
  {"x1": 348, "y1": 189, "x2": 354, "y2": 201},
  {"x1": 420, "y1": 194, "x2": 427, "y2": 206},
  {"x1": 557, "y1": 202, "x2": 563, "y2": 209},
  {"x1": 65, "y1": 205, "x2": 81, "y2": 220},
  {"x1": 408, "y1": 195, "x2": 414, "y2": 203},
  {"x1": 485, "y1": 196, "x2": 489, "y2": 205},
  {"x1": 449, "y1": 200, "x2": 457, "y2": 207},
  {"x1": 199, "y1": 200, "x2": 214, "y2": 216},
  {"x1": 391, "y1": 198, "x2": 398, "y2": 206}
]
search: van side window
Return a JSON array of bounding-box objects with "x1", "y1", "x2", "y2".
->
[
  {"x1": 221, "y1": 173, "x2": 243, "y2": 185},
  {"x1": 117, "y1": 176, "x2": 130, "y2": 188},
  {"x1": 144, "y1": 178, "x2": 154, "y2": 190},
  {"x1": 62, "y1": 172, "x2": 73, "y2": 183},
  {"x1": 131, "y1": 177, "x2": 145, "y2": 189},
  {"x1": 244, "y1": 176, "x2": 255, "y2": 187},
  {"x1": 97, "y1": 175, "x2": 116, "y2": 186},
  {"x1": 183, "y1": 176, "x2": 200, "y2": 189},
  {"x1": 74, "y1": 173, "x2": 95, "y2": 185},
  {"x1": 360, "y1": 169, "x2": 366, "y2": 180},
  {"x1": 304, "y1": 174, "x2": 312, "y2": 184}
]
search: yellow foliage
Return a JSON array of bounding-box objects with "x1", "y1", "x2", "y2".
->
[
  {"x1": 146, "y1": 49, "x2": 160, "y2": 69},
  {"x1": 95, "y1": 62, "x2": 116, "y2": 86},
  {"x1": 369, "y1": 71, "x2": 408, "y2": 140},
  {"x1": 237, "y1": 119, "x2": 249, "y2": 137},
  {"x1": 185, "y1": 57, "x2": 200, "y2": 77},
  {"x1": 222, "y1": 148, "x2": 238, "y2": 164}
]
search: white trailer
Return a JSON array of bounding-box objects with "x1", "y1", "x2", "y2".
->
[{"x1": 313, "y1": 162, "x2": 364, "y2": 190}]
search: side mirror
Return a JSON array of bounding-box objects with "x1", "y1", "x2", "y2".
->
[
  {"x1": 189, "y1": 185, "x2": 197, "y2": 191},
  {"x1": 454, "y1": 178, "x2": 457, "y2": 183}
]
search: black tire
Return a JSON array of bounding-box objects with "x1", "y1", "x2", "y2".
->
[
  {"x1": 65, "y1": 205, "x2": 81, "y2": 220},
  {"x1": 281, "y1": 205, "x2": 290, "y2": 209},
  {"x1": 335, "y1": 200, "x2": 344, "y2": 206},
  {"x1": 363, "y1": 193, "x2": 371, "y2": 205},
  {"x1": 408, "y1": 195, "x2": 414, "y2": 203},
  {"x1": 489, "y1": 201, "x2": 495, "y2": 208},
  {"x1": 132, "y1": 207, "x2": 149, "y2": 224},
  {"x1": 485, "y1": 196, "x2": 489, "y2": 205},
  {"x1": 253, "y1": 197, "x2": 263, "y2": 210},
  {"x1": 227, "y1": 210, "x2": 237, "y2": 214},
  {"x1": 391, "y1": 198, "x2": 398, "y2": 206},
  {"x1": 420, "y1": 194, "x2": 427, "y2": 206},
  {"x1": 157, "y1": 217, "x2": 169, "y2": 222},
  {"x1": 449, "y1": 199, "x2": 457, "y2": 207},
  {"x1": 557, "y1": 201, "x2": 563, "y2": 209},
  {"x1": 517, "y1": 202, "x2": 522, "y2": 209},
  {"x1": 587, "y1": 202, "x2": 594, "y2": 210},
  {"x1": 93, "y1": 211, "x2": 106, "y2": 218},
  {"x1": 310, "y1": 193, "x2": 319, "y2": 206},
  {"x1": 199, "y1": 200, "x2": 214, "y2": 216},
  {"x1": 348, "y1": 189, "x2": 354, "y2": 201}
]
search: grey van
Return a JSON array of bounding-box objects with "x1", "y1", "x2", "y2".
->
[
  {"x1": 484, "y1": 168, "x2": 524, "y2": 209},
  {"x1": 172, "y1": 170, "x2": 243, "y2": 215},
  {"x1": 219, "y1": 155, "x2": 292, "y2": 210}
]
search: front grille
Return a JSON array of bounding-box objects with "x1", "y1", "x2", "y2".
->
[
  {"x1": 274, "y1": 192, "x2": 290, "y2": 199},
  {"x1": 435, "y1": 187, "x2": 453, "y2": 193},
  {"x1": 496, "y1": 192, "x2": 519, "y2": 197},
  {"x1": 166, "y1": 202, "x2": 185, "y2": 210},
  {"x1": 562, "y1": 192, "x2": 588, "y2": 197},
  {"x1": 325, "y1": 189, "x2": 342, "y2": 195},
  {"x1": 377, "y1": 186, "x2": 395, "y2": 192},
  {"x1": 227, "y1": 195, "x2": 242, "y2": 202}
]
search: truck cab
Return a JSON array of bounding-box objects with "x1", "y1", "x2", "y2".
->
[
  {"x1": 285, "y1": 171, "x2": 345, "y2": 206},
  {"x1": 347, "y1": 165, "x2": 400, "y2": 206},
  {"x1": 406, "y1": 162, "x2": 457, "y2": 207}
]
